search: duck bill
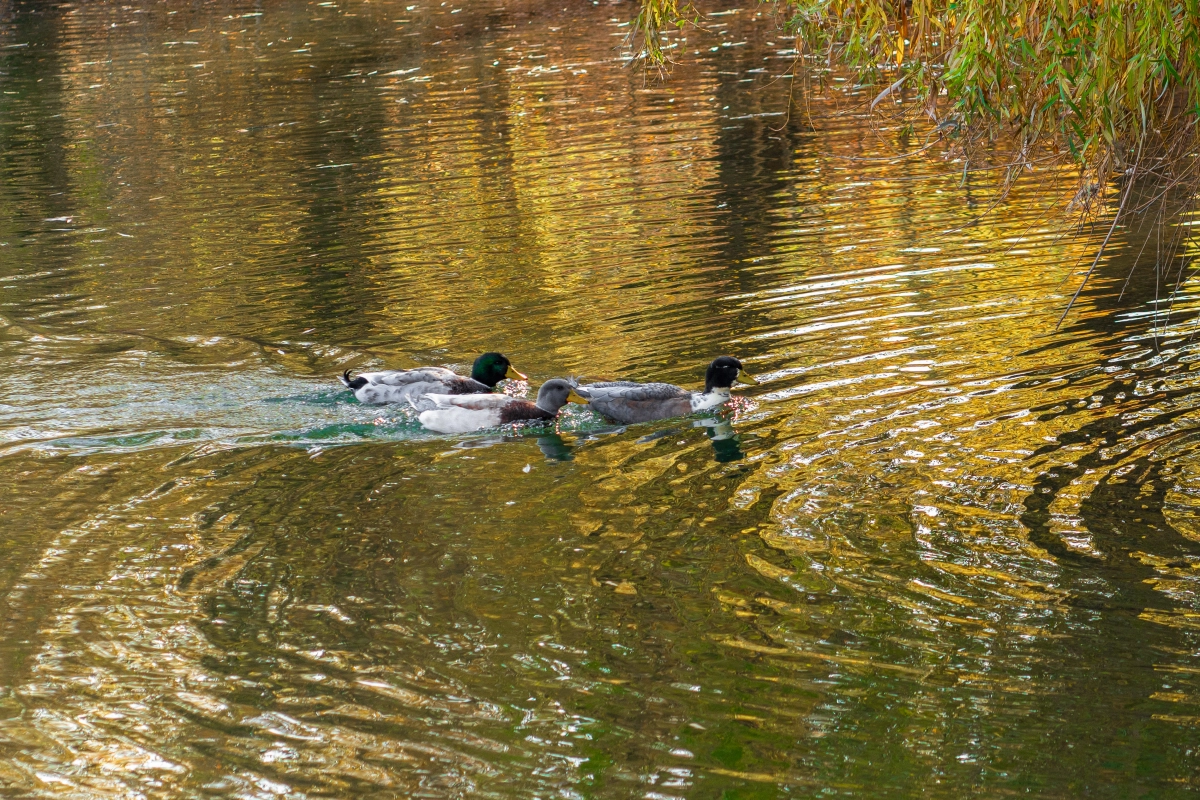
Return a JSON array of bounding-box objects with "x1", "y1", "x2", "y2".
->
[
  {"x1": 505, "y1": 365, "x2": 528, "y2": 381},
  {"x1": 737, "y1": 371, "x2": 759, "y2": 386},
  {"x1": 567, "y1": 389, "x2": 589, "y2": 404}
]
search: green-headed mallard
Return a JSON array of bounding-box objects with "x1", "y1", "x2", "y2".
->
[
  {"x1": 417, "y1": 378, "x2": 585, "y2": 434},
  {"x1": 574, "y1": 356, "x2": 757, "y2": 424},
  {"x1": 340, "y1": 352, "x2": 525, "y2": 405}
]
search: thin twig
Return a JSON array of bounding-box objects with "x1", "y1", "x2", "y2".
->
[
  {"x1": 870, "y1": 74, "x2": 909, "y2": 110},
  {"x1": 1056, "y1": 143, "x2": 1143, "y2": 330}
]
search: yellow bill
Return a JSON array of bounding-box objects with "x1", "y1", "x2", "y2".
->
[
  {"x1": 506, "y1": 365, "x2": 528, "y2": 381},
  {"x1": 737, "y1": 371, "x2": 759, "y2": 386}
]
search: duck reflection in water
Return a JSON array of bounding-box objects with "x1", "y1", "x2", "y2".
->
[
  {"x1": 536, "y1": 433, "x2": 574, "y2": 461},
  {"x1": 633, "y1": 416, "x2": 746, "y2": 462},
  {"x1": 696, "y1": 417, "x2": 744, "y2": 462}
]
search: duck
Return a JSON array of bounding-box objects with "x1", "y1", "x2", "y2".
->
[
  {"x1": 573, "y1": 356, "x2": 757, "y2": 424},
  {"x1": 417, "y1": 378, "x2": 585, "y2": 434},
  {"x1": 339, "y1": 352, "x2": 525, "y2": 405}
]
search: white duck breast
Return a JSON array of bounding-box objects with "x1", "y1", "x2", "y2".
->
[{"x1": 690, "y1": 387, "x2": 731, "y2": 412}]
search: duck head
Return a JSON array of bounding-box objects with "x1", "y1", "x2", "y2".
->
[
  {"x1": 704, "y1": 356, "x2": 758, "y2": 393},
  {"x1": 472, "y1": 352, "x2": 527, "y2": 387},
  {"x1": 535, "y1": 379, "x2": 588, "y2": 413}
]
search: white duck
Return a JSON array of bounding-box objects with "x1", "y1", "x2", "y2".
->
[{"x1": 417, "y1": 378, "x2": 584, "y2": 434}]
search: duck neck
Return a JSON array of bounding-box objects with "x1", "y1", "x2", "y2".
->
[{"x1": 704, "y1": 386, "x2": 731, "y2": 399}]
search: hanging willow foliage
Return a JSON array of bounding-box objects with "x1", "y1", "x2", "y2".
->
[{"x1": 637, "y1": 0, "x2": 1200, "y2": 209}]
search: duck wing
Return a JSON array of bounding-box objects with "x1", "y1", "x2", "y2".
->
[
  {"x1": 576, "y1": 381, "x2": 688, "y2": 401},
  {"x1": 422, "y1": 393, "x2": 520, "y2": 411},
  {"x1": 576, "y1": 381, "x2": 693, "y2": 424},
  {"x1": 360, "y1": 367, "x2": 452, "y2": 387},
  {"x1": 353, "y1": 367, "x2": 488, "y2": 405}
]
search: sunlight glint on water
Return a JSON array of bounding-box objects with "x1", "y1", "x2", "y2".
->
[{"x1": 3, "y1": 0, "x2": 1200, "y2": 797}]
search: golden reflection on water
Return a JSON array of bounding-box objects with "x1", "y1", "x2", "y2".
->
[{"x1": 5, "y1": 0, "x2": 1200, "y2": 796}]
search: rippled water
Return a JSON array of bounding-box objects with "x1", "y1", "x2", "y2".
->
[{"x1": 5, "y1": 0, "x2": 1200, "y2": 797}]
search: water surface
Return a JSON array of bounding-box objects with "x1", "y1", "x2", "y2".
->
[{"x1": 4, "y1": 0, "x2": 1200, "y2": 797}]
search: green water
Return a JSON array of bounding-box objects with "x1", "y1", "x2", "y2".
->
[{"x1": 4, "y1": 1, "x2": 1200, "y2": 797}]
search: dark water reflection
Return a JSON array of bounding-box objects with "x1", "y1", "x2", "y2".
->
[{"x1": 5, "y1": 0, "x2": 1200, "y2": 796}]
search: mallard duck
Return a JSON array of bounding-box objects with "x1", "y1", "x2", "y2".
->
[
  {"x1": 339, "y1": 352, "x2": 525, "y2": 405},
  {"x1": 574, "y1": 356, "x2": 757, "y2": 424},
  {"x1": 417, "y1": 378, "x2": 585, "y2": 434}
]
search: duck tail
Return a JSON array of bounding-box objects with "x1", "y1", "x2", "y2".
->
[{"x1": 341, "y1": 370, "x2": 369, "y2": 391}]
